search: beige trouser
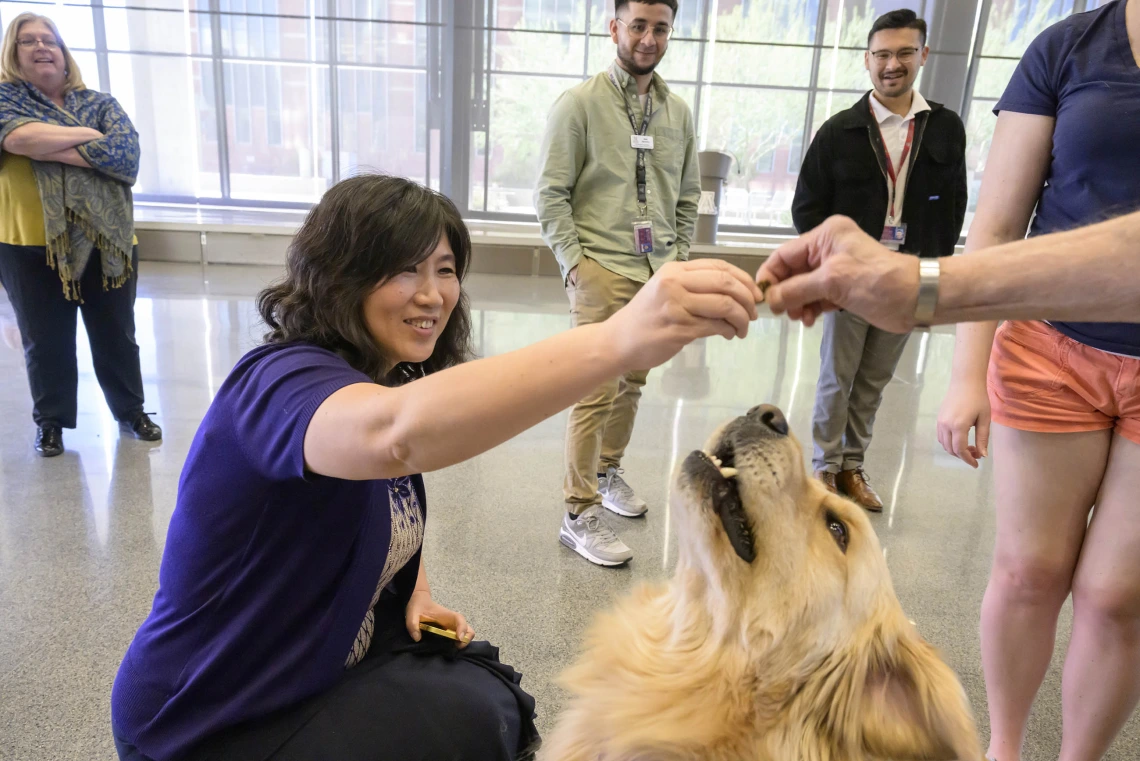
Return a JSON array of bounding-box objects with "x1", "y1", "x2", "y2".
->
[
  {"x1": 563, "y1": 256, "x2": 649, "y2": 511},
  {"x1": 812, "y1": 310, "x2": 911, "y2": 473}
]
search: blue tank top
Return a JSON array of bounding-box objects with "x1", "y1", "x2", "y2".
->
[{"x1": 994, "y1": 0, "x2": 1140, "y2": 356}]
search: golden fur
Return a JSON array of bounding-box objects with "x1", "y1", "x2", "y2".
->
[{"x1": 542, "y1": 412, "x2": 981, "y2": 761}]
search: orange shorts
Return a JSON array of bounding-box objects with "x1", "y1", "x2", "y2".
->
[{"x1": 988, "y1": 320, "x2": 1140, "y2": 445}]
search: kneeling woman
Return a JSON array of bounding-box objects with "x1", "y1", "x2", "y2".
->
[{"x1": 111, "y1": 174, "x2": 762, "y2": 761}]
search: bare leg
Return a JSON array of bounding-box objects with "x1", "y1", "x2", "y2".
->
[
  {"x1": 983, "y1": 425, "x2": 1111, "y2": 761},
  {"x1": 1060, "y1": 434, "x2": 1140, "y2": 761}
]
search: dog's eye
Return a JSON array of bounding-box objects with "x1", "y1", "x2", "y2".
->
[{"x1": 827, "y1": 515, "x2": 848, "y2": 553}]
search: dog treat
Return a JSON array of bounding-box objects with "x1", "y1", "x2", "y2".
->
[{"x1": 757, "y1": 279, "x2": 771, "y2": 303}]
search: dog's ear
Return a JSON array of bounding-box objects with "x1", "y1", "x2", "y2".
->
[{"x1": 860, "y1": 630, "x2": 982, "y2": 760}]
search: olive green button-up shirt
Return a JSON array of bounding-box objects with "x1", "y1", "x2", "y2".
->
[{"x1": 535, "y1": 62, "x2": 701, "y2": 284}]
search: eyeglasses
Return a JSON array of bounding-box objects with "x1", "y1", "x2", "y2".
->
[
  {"x1": 17, "y1": 37, "x2": 61, "y2": 49},
  {"x1": 869, "y1": 47, "x2": 919, "y2": 63},
  {"x1": 616, "y1": 18, "x2": 673, "y2": 41}
]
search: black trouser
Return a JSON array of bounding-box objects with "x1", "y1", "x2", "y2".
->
[
  {"x1": 0, "y1": 242, "x2": 145, "y2": 428},
  {"x1": 113, "y1": 594, "x2": 539, "y2": 761}
]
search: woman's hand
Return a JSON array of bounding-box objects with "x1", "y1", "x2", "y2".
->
[
  {"x1": 936, "y1": 380, "x2": 991, "y2": 468},
  {"x1": 606, "y1": 259, "x2": 763, "y2": 371},
  {"x1": 931, "y1": 111, "x2": 1052, "y2": 470},
  {"x1": 405, "y1": 590, "x2": 474, "y2": 649}
]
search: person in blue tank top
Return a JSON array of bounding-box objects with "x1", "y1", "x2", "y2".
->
[
  {"x1": 109, "y1": 173, "x2": 764, "y2": 761},
  {"x1": 936, "y1": 2, "x2": 1140, "y2": 760}
]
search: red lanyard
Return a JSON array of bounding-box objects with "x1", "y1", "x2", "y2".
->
[{"x1": 873, "y1": 112, "x2": 915, "y2": 221}]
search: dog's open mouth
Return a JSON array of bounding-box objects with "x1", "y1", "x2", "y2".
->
[{"x1": 686, "y1": 444, "x2": 756, "y2": 563}]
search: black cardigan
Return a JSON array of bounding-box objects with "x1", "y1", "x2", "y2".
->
[{"x1": 792, "y1": 91, "x2": 968, "y2": 258}]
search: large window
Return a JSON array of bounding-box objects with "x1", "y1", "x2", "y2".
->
[
  {"x1": 959, "y1": 0, "x2": 1110, "y2": 228},
  {"x1": 469, "y1": 0, "x2": 932, "y2": 228},
  {"x1": 2, "y1": 0, "x2": 440, "y2": 204},
  {"x1": 0, "y1": 0, "x2": 1110, "y2": 230}
]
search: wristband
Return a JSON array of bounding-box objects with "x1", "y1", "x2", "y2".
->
[{"x1": 914, "y1": 258, "x2": 940, "y2": 327}]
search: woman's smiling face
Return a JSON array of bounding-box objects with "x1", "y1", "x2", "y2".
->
[
  {"x1": 363, "y1": 235, "x2": 461, "y2": 373},
  {"x1": 16, "y1": 20, "x2": 67, "y2": 94}
]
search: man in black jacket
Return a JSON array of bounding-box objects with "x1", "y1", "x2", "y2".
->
[{"x1": 792, "y1": 9, "x2": 966, "y2": 510}]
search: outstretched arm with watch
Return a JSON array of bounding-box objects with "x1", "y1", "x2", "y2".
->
[{"x1": 756, "y1": 212, "x2": 1140, "y2": 332}]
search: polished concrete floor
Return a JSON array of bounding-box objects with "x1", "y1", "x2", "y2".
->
[{"x1": 0, "y1": 264, "x2": 1136, "y2": 761}]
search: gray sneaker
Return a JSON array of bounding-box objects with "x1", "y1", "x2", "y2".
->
[
  {"x1": 560, "y1": 506, "x2": 633, "y2": 566},
  {"x1": 598, "y1": 467, "x2": 648, "y2": 517}
]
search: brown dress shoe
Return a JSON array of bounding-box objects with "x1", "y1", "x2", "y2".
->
[
  {"x1": 814, "y1": 470, "x2": 839, "y2": 494},
  {"x1": 838, "y1": 468, "x2": 884, "y2": 512}
]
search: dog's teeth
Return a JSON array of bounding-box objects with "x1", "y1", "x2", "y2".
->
[
  {"x1": 710, "y1": 455, "x2": 722, "y2": 467},
  {"x1": 719, "y1": 467, "x2": 738, "y2": 479}
]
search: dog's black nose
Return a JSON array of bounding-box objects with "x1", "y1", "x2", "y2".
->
[{"x1": 749, "y1": 404, "x2": 789, "y2": 435}]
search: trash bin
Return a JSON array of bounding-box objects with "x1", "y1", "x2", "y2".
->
[{"x1": 694, "y1": 150, "x2": 733, "y2": 245}]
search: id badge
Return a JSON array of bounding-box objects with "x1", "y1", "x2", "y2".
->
[
  {"x1": 631, "y1": 134, "x2": 654, "y2": 150},
  {"x1": 880, "y1": 223, "x2": 907, "y2": 249},
  {"x1": 633, "y1": 221, "x2": 654, "y2": 255}
]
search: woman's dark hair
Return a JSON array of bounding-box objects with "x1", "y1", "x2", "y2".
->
[{"x1": 257, "y1": 174, "x2": 474, "y2": 384}]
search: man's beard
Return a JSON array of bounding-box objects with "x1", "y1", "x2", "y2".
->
[{"x1": 617, "y1": 45, "x2": 660, "y2": 76}]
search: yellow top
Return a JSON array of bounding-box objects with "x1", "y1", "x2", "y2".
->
[
  {"x1": 0, "y1": 151, "x2": 138, "y2": 248},
  {"x1": 0, "y1": 152, "x2": 47, "y2": 246}
]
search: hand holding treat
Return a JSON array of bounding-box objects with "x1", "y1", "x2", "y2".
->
[{"x1": 755, "y1": 216, "x2": 921, "y2": 334}]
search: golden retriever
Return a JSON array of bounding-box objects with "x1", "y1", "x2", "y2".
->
[{"x1": 541, "y1": 404, "x2": 981, "y2": 761}]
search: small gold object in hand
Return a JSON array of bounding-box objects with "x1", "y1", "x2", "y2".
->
[{"x1": 756, "y1": 279, "x2": 771, "y2": 303}]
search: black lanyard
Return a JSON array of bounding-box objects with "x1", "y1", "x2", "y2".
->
[{"x1": 609, "y1": 69, "x2": 653, "y2": 214}]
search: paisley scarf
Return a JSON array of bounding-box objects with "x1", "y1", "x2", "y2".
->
[{"x1": 0, "y1": 80, "x2": 138, "y2": 300}]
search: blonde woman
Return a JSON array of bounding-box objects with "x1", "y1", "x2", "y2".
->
[{"x1": 0, "y1": 12, "x2": 160, "y2": 458}]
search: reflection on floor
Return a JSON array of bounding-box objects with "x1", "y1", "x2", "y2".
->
[{"x1": 0, "y1": 264, "x2": 1135, "y2": 760}]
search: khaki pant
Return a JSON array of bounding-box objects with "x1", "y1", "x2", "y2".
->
[
  {"x1": 812, "y1": 310, "x2": 910, "y2": 473},
  {"x1": 563, "y1": 256, "x2": 648, "y2": 510}
]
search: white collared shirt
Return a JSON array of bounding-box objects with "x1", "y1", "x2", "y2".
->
[{"x1": 869, "y1": 89, "x2": 931, "y2": 236}]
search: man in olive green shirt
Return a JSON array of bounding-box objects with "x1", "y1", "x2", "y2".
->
[{"x1": 535, "y1": 0, "x2": 700, "y2": 567}]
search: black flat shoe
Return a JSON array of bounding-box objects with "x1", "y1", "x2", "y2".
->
[
  {"x1": 35, "y1": 425, "x2": 64, "y2": 457},
  {"x1": 121, "y1": 412, "x2": 162, "y2": 442}
]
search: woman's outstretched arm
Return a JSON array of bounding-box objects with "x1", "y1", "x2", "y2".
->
[{"x1": 304, "y1": 259, "x2": 764, "y2": 481}]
